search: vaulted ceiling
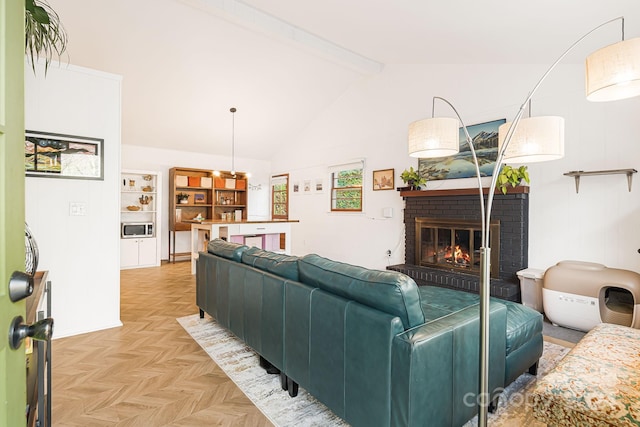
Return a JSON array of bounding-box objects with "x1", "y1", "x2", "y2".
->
[{"x1": 47, "y1": 0, "x2": 640, "y2": 160}]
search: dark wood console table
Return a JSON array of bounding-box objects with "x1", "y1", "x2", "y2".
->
[{"x1": 26, "y1": 271, "x2": 51, "y2": 427}]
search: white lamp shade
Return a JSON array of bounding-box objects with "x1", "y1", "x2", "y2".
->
[
  {"x1": 586, "y1": 37, "x2": 640, "y2": 102},
  {"x1": 408, "y1": 117, "x2": 459, "y2": 158},
  {"x1": 498, "y1": 116, "x2": 565, "y2": 163}
]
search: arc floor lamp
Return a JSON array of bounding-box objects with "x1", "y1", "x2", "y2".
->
[{"x1": 407, "y1": 16, "x2": 640, "y2": 426}]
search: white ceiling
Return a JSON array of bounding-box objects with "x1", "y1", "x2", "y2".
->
[{"x1": 46, "y1": 0, "x2": 640, "y2": 161}]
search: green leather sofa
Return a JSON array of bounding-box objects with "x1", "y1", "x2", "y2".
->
[{"x1": 196, "y1": 239, "x2": 543, "y2": 427}]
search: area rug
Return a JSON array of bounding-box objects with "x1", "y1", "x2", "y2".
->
[{"x1": 178, "y1": 313, "x2": 570, "y2": 426}]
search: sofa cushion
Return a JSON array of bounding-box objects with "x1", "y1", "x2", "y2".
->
[
  {"x1": 298, "y1": 254, "x2": 425, "y2": 329},
  {"x1": 418, "y1": 285, "x2": 479, "y2": 322},
  {"x1": 207, "y1": 238, "x2": 249, "y2": 262},
  {"x1": 418, "y1": 286, "x2": 542, "y2": 356},
  {"x1": 241, "y1": 247, "x2": 299, "y2": 281},
  {"x1": 501, "y1": 299, "x2": 543, "y2": 355}
]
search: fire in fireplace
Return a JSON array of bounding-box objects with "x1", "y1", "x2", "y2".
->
[{"x1": 416, "y1": 218, "x2": 500, "y2": 278}]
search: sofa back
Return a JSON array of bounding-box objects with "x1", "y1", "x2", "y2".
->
[
  {"x1": 198, "y1": 246, "x2": 289, "y2": 372},
  {"x1": 207, "y1": 238, "x2": 249, "y2": 262},
  {"x1": 208, "y1": 239, "x2": 425, "y2": 330},
  {"x1": 298, "y1": 254, "x2": 425, "y2": 329},
  {"x1": 241, "y1": 246, "x2": 300, "y2": 281}
]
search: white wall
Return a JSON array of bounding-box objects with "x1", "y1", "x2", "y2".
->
[
  {"x1": 25, "y1": 59, "x2": 638, "y2": 342},
  {"x1": 121, "y1": 145, "x2": 271, "y2": 258},
  {"x1": 25, "y1": 63, "x2": 122, "y2": 338},
  {"x1": 271, "y1": 63, "x2": 640, "y2": 273}
]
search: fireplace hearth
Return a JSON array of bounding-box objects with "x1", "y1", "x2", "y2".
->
[
  {"x1": 416, "y1": 217, "x2": 500, "y2": 278},
  {"x1": 388, "y1": 187, "x2": 529, "y2": 302}
]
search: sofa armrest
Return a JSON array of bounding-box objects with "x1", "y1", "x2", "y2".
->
[{"x1": 391, "y1": 302, "x2": 507, "y2": 427}]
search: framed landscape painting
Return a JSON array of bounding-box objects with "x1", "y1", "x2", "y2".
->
[
  {"x1": 418, "y1": 118, "x2": 505, "y2": 181},
  {"x1": 194, "y1": 193, "x2": 206, "y2": 204},
  {"x1": 25, "y1": 130, "x2": 104, "y2": 180},
  {"x1": 373, "y1": 168, "x2": 394, "y2": 190}
]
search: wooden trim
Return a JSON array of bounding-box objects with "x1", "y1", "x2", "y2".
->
[{"x1": 400, "y1": 186, "x2": 529, "y2": 198}]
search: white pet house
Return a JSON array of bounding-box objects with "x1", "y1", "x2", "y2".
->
[{"x1": 543, "y1": 260, "x2": 640, "y2": 332}]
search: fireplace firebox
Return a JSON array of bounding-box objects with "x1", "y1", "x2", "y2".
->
[{"x1": 416, "y1": 218, "x2": 500, "y2": 278}]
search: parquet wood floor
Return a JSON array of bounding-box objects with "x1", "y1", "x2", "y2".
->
[{"x1": 51, "y1": 261, "x2": 272, "y2": 427}]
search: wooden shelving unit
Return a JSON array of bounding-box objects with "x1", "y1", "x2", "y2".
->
[
  {"x1": 169, "y1": 167, "x2": 214, "y2": 262},
  {"x1": 169, "y1": 167, "x2": 250, "y2": 262},
  {"x1": 213, "y1": 171, "x2": 248, "y2": 221}
]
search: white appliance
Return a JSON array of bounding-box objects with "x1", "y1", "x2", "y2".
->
[{"x1": 543, "y1": 260, "x2": 640, "y2": 332}]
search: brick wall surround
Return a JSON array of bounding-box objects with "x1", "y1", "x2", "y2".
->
[{"x1": 387, "y1": 187, "x2": 529, "y2": 301}]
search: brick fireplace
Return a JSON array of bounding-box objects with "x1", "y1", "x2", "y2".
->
[{"x1": 387, "y1": 186, "x2": 529, "y2": 301}]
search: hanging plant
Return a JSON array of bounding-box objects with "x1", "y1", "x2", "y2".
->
[
  {"x1": 25, "y1": 0, "x2": 68, "y2": 74},
  {"x1": 497, "y1": 165, "x2": 530, "y2": 194}
]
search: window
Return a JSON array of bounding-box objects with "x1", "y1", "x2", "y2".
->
[
  {"x1": 330, "y1": 161, "x2": 364, "y2": 212},
  {"x1": 271, "y1": 173, "x2": 289, "y2": 219}
]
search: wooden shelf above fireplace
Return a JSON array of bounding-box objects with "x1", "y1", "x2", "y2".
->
[{"x1": 400, "y1": 186, "x2": 529, "y2": 198}]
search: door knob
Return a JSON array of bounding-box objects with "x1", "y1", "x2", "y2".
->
[
  {"x1": 8, "y1": 271, "x2": 34, "y2": 302},
  {"x1": 8, "y1": 316, "x2": 53, "y2": 350}
]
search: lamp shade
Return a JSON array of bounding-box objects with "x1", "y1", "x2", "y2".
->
[
  {"x1": 408, "y1": 117, "x2": 459, "y2": 158},
  {"x1": 498, "y1": 116, "x2": 565, "y2": 163},
  {"x1": 586, "y1": 37, "x2": 640, "y2": 102}
]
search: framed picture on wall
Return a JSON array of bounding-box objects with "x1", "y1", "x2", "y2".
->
[
  {"x1": 418, "y1": 118, "x2": 505, "y2": 181},
  {"x1": 373, "y1": 168, "x2": 394, "y2": 190},
  {"x1": 303, "y1": 179, "x2": 312, "y2": 194},
  {"x1": 25, "y1": 130, "x2": 104, "y2": 180},
  {"x1": 194, "y1": 193, "x2": 206, "y2": 204}
]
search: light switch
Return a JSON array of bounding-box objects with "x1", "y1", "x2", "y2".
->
[
  {"x1": 69, "y1": 202, "x2": 87, "y2": 216},
  {"x1": 383, "y1": 207, "x2": 393, "y2": 218}
]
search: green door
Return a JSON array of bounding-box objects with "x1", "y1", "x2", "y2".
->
[{"x1": 0, "y1": 0, "x2": 27, "y2": 425}]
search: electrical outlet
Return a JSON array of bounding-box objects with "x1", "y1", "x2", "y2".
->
[{"x1": 386, "y1": 249, "x2": 391, "y2": 257}]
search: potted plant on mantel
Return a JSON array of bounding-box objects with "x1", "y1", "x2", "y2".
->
[
  {"x1": 497, "y1": 165, "x2": 530, "y2": 194},
  {"x1": 400, "y1": 167, "x2": 427, "y2": 190}
]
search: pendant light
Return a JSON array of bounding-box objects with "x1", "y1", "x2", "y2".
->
[{"x1": 230, "y1": 107, "x2": 236, "y2": 177}]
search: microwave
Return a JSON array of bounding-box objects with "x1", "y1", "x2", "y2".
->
[{"x1": 121, "y1": 222, "x2": 154, "y2": 238}]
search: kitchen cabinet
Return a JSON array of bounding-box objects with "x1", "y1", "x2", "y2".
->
[
  {"x1": 120, "y1": 237, "x2": 158, "y2": 269},
  {"x1": 120, "y1": 169, "x2": 162, "y2": 269}
]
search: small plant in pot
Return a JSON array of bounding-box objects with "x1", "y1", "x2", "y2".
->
[
  {"x1": 497, "y1": 165, "x2": 530, "y2": 194},
  {"x1": 400, "y1": 167, "x2": 427, "y2": 190},
  {"x1": 177, "y1": 193, "x2": 189, "y2": 204}
]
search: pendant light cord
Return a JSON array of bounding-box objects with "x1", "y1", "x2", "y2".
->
[{"x1": 230, "y1": 107, "x2": 236, "y2": 175}]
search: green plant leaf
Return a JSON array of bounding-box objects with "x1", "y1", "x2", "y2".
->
[
  {"x1": 32, "y1": 6, "x2": 51, "y2": 24},
  {"x1": 25, "y1": 0, "x2": 36, "y2": 13},
  {"x1": 497, "y1": 164, "x2": 529, "y2": 193}
]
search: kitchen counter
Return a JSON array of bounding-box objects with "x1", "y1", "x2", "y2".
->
[{"x1": 189, "y1": 219, "x2": 299, "y2": 274}]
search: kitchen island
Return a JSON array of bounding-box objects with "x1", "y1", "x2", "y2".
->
[{"x1": 187, "y1": 219, "x2": 299, "y2": 274}]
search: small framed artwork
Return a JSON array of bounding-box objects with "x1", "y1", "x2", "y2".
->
[
  {"x1": 303, "y1": 179, "x2": 312, "y2": 194},
  {"x1": 315, "y1": 178, "x2": 324, "y2": 193},
  {"x1": 373, "y1": 168, "x2": 394, "y2": 191},
  {"x1": 292, "y1": 181, "x2": 300, "y2": 193},
  {"x1": 194, "y1": 193, "x2": 206, "y2": 204},
  {"x1": 25, "y1": 130, "x2": 104, "y2": 180}
]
